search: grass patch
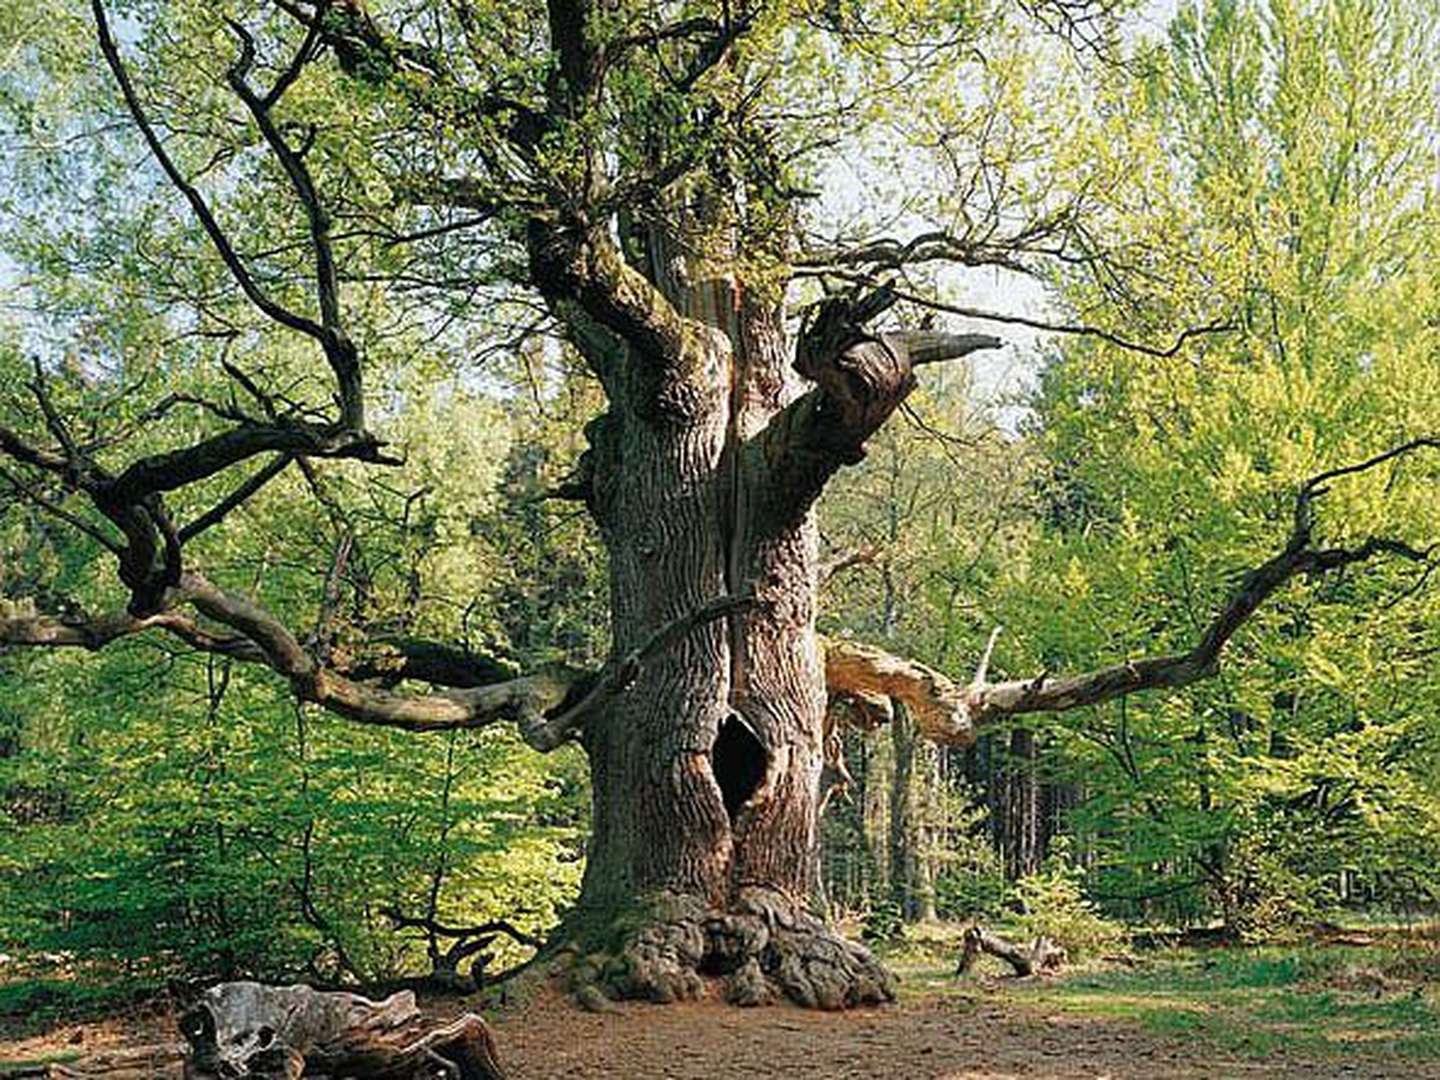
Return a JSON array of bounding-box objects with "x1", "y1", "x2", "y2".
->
[
  {"x1": 0, "y1": 977, "x2": 161, "y2": 1039},
  {"x1": 883, "y1": 923, "x2": 1440, "y2": 1065},
  {"x1": 993, "y1": 942, "x2": 1440, "y2": 1064}
]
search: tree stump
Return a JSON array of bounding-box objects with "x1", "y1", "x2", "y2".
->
[
  {"x1": 178, "y1": 982, "x2": 505, "y2": 1079},
  {"x1": 955, "y1": 925, "x2": 1066, "y2": 978}
]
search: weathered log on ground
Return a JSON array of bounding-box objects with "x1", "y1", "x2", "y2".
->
[
  {"x1": 179, "y1": 981, "x2": 504, "y2": 1079},
  {"x1": 955, "y1": 925, "x2": 1066, "y2": 978}
]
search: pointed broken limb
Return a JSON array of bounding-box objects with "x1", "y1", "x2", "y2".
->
[
  {"x1": 826, "y1": 439, "x2": 1440, "y2": 744},
  {"x1": 754, "y1": 285, "x2": 1003, "y2": 532},
  {"x1": 972, "y1": 624, "x2": 1003, "y2": 687}
]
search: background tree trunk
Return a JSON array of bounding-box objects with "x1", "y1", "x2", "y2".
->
[
  {"x1": 889, "y1": 701, "x2": 918, "y2": 921},
  {"x1": 915, "y1": 740, "x2": 941, "y2": 923},
  {"x1": 996, "y1": 727, "x2": 1042, "y2": 881}
]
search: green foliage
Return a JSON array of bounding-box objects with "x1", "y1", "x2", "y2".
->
[
  {"x1": 971, "y1": 0, "x2": 1440, "y2": 931},
  {"x1": 861, "y1": 897, "x2": 907, "y2": 944},
  {"x1": 934, "y1": 844, "x2": 1010, "y2": 923},
  {"x1": 1012, "y1": 842, "x2": 1124, "y2": 960},
  {"x1": 931, "y1": 785, "x2": 1010, "y2": 922},
  {"x1": 0, "y1": 353, "x2": 599, "y2": 985},
  {"x1": 0, "y1": 644, "x2": 587, "y2": 984}
]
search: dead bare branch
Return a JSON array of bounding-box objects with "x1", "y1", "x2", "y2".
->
[{"x1": 827, "y1": 438, "x2": 1440, "y2": 743}]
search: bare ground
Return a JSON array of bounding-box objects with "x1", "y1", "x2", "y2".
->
[
  {"x1": 492, "y1": 983, "x2": 1434, "y2": 1080},
  {"x1": 4, "y1": 977, "x2": 1436, "y2": 1079}
]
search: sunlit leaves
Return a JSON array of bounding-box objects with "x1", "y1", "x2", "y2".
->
[{"x1": 1000, "y1": 0, "x2": 1440, "y2": 926}]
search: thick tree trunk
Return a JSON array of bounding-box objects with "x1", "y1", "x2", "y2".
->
[{"x1": 561, "y1": 270, "x2": 895, "y2": 1008}]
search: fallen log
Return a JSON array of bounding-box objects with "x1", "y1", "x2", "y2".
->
[
  {"x1": 955, "y1": 925, "x2": 1066, "y2": 978},
  {"x1": 178, "y1": 981, "x2": 505, "y2": 1079}
]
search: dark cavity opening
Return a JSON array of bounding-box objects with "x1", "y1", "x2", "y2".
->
[
  {"x1": 712, "y1": 715, "x2": 767, "y2": 823},
  {"x1": 698, "y1": 950, "x2": 741, "y2": 978}
]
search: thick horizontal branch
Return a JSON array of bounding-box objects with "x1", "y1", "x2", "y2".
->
[
  {"x1": 0, "y1": 423, "x2": 69, "y2": 473},
  {"x1": 0, "y1": 581, "x2": 754, "y2": 756},
  {"x1": 971, "y1": 538, "x2": 1431, "y2": 724},
  {"x1": 896, "y1": 330, "x2": 1006, "y2": 367},
  {"x1": 178, "y1": 574, "x2": 586, "y2": 748},
  {"x1": 824, "y1": 637, "x2": 974, "y2": 744},
  {"x1": 0, "y1": 606, "x2": 248, "y2": 655},
  {"x1": 2, "y1": 404, "x2": 392, "y2": 614},
  {"x1": 0, "y1": 581, "x2": 576, "y2": 750}
]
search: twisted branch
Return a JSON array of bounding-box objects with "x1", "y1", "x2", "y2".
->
[{"x1": 827, "y1": 439, "x2": 1440, "y2": 743}]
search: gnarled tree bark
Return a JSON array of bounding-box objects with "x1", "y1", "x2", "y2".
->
[{"x1": 179, "y1": 982, "x2": 503, "y2": 1079}]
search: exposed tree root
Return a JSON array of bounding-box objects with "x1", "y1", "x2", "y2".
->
[{"x1": 563, "y1": 890, "x2": 895, "y2": 1011}]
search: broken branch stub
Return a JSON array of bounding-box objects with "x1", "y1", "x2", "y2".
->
[{"x1": 823, "y1": 637, "x2": 976, "y2": 745}]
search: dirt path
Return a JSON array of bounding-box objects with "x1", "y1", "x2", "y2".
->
[
  {"x1": 3, "y1": 981, "x2": 1434, "y2": 1079},
  {"x1": 489, "y1": 986, "x2": 1426, "y2": 1080}
]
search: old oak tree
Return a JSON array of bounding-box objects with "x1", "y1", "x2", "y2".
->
[{"x1": 1, "y1": 0, "x2": 1434, "y2": 1010}]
